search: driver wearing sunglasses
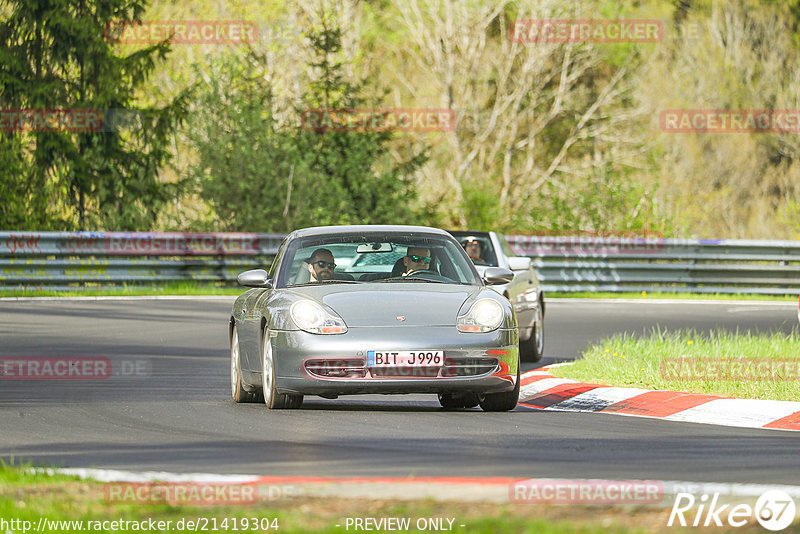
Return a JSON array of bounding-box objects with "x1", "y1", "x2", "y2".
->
[
  {"x1": 402, "y1": 247, "x2": 432, "y2": 276},
  {"x1": 307, "y1": 248, "x2": 336, "y2": 282}
]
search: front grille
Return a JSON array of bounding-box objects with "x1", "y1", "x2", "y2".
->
[
  {"x1": 441, "y1": 357, "x2": 499, "y2": 377},
  {"x1": 305, "y1": 359, "x2": 366, "y2": 378},
  {"x1": 370, "y1": 366, "x2": 441, "y2": 378},
  {"x1": 305, "y1": 356, "x2": 499, "y2": 379},
  {"x1": 369, "y1": 357, "x2": 499, "y2": 378}
]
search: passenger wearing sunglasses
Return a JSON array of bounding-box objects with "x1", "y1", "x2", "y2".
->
[
  {"x1": 402, "y1": 247, "x2": 433, "y2": 276},
  {"x1": 306, "y1": 248, "x2": 336, "y2": 282}
]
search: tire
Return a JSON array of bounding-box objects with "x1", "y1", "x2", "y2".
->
[
  {"x1": 438, "y1": 392, "x2": 480, "y2": 409},
  {"x1": 231, "y1": 325, "x2": 258, "y2": 403},
  {"x1": 479, "y1": 364, "x2": 519, "y2": 412},
  {"x1": 261, "y1": 326, "x2": 303, "y2": 409},
  {"x1": 520, "y1": 300, "x2": 544, "y2": 363}
]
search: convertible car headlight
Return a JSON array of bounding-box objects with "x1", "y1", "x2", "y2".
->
[
  {"x1": 290, "y1": 300, "x2": 348, "y2": 334},
  {"x1": 457, "y1": 298, "x2": 504, "y2": 333}
]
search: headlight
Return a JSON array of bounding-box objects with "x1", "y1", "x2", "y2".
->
[
  {"x1": 457, "y1": 298, "x2": 505, "y2": 333},
  {"x1": 290, "y1": 300, "x2": 347, "y2": 334}
]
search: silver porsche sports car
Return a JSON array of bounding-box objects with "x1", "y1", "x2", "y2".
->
[{"x1": 230, "y1": 225, "x2": 520, "y2": 411}]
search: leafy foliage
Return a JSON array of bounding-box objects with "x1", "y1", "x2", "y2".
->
[
  {"x1": 0, "y1": 0, "x2": 188, "y2": 230},
  {"x1": 189, "y1": 14, "x2": 427, "y2": 232},
  {"x1": 188, "y1": 54, "x2": 299, "y2": 232},
  {"x1": 3, "y1": 0, "x2": 800, "y2": 238}
]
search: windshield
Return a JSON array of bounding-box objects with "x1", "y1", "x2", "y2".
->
[{"x1": 276, "y1": 232, "x2": 480, "y2": 288}]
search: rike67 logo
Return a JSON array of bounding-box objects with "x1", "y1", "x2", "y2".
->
[{"x1": 668, "y1": 490, "x2": 796, "y2": 531}]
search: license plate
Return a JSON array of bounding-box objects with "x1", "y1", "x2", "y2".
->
[{"x1": 367, "y1": 350, "x2": 443, "y2": 367}]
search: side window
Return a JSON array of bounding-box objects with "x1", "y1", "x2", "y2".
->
[
  {"x1": 476, "y1": 237, "x2": 497, "y2": 266},
  {"x1": 439, "y1": 247, "x2": 465, "y2": 281},
  {"x1": 498, "y1": 234, "x2": 515, "y2": 259},
  {"x1": 268, "y1": 239, "x2": 288, "y2": 280},
  {"x1": 287, "y1": 246, "x2": 316, "y2": 284}
]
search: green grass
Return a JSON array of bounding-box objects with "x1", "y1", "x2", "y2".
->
[
  {"x1": 548, "y1": 291, "x2": 798, "y2": 301},
  {"x1": 0, "y1": 462, "x2": 665, "y2": 533},
  {"x1": 551, "y1": 329, "x2": 800, "y2": 401},
  {"x1": 0, "y1": 281, "x2": 243, "y2": 298}
]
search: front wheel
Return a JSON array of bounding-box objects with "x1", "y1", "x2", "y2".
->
[
  {"x1": 231, "y1": 325, "x2": 257, "y2": 403},
  {"x1": 479, "y1": 365, "x2": 519, "y2": 412},
  {"x1": 520, "y1": 302, "x2": 544, "y2": 362},
  {"x1": 261, "y1": 326, "x2": 303, "y2": 409}
]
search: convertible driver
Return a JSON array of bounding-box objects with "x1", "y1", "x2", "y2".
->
[
  {"x1": 307, "y1": 248, "x2": 336, "y2": 282},
  {"x1": 461, "y1": 236, "x2": 487, "y2": 265},
  {"x1": 402, "y1": 247, "x2": 432, "y2": 276}
]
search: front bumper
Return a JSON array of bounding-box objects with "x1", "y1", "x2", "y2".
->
[{"x1": 270, "y1": 326, "x2": 518, "y2": 396}]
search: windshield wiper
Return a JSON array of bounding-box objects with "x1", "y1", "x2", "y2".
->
[
  {"x1": 289, "y1": 279, "x2": 361, "y2": 287},
  {"x1": 376, "y1": 277, "x2": 451, "y2": 284}
]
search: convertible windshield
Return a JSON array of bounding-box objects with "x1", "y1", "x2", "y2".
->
[
  {"x1": 277, "y1": 232, "x2": 479, "y2": 287},
  {"x1": 448, "y1": 231, "x2": 499, "y2": 267}
]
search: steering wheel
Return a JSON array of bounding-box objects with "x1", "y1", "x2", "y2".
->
[{"x1": 403, "y1": 269, "x2": 449, "y2": 281}]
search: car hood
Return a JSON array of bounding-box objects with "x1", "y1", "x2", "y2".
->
[{"x1": 286, "y1": 283, "x2": 481, "y2": 327}]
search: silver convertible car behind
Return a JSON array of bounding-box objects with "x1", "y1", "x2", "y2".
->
[
  {"x1": 449, "y1": 230, "x2": 545, "y2": 362},
  {"x1": 230, "y1": 225, "x2": 520, "y2": 411}
]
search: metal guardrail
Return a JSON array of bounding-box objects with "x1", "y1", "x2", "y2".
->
[
  {"x1": 507, "y1": 235, "x2": 800, "y2": 295},
  {"x1": 0, "y1": 232, "x2": 282, "y2": 290},
  {"x1": 2, "y1": 232, "x2": 800, "y2": 295}
]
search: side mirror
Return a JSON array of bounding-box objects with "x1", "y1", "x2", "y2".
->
[
  {"x1": 507, "y1": 256, "x2": 532, "y2": 271},
  {"x1": 483, "y1": 267, "x2": 514, "y2": 285},
  {"x1": 237, "y1": 269, "x2": 273, "y2": 288}
]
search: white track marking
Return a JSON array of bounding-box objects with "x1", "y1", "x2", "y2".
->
[
  {"x1": 665, "y1": 399, "x2": 800, "y2": 428},
  {"x1": 41, "y1": 467, "x2": 260, "y2": 482},
  {"x1": 519, "y1": 378, "x2": 578, "y2": 400}
]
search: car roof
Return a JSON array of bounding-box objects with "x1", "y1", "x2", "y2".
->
[
  {"x1": 288, "y1": 225, "x2": 452, "y2": 239},
  {"x1": 447, "y1": 230, "x2": 493, "y2": 238},
  {"x1": 448, "y1": 229, "x2": 491, "y2": 234}
]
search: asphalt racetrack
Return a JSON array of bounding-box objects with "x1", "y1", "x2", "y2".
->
[{"x1": 0, "y1": 297, "x2": 798, "y2": 483}]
